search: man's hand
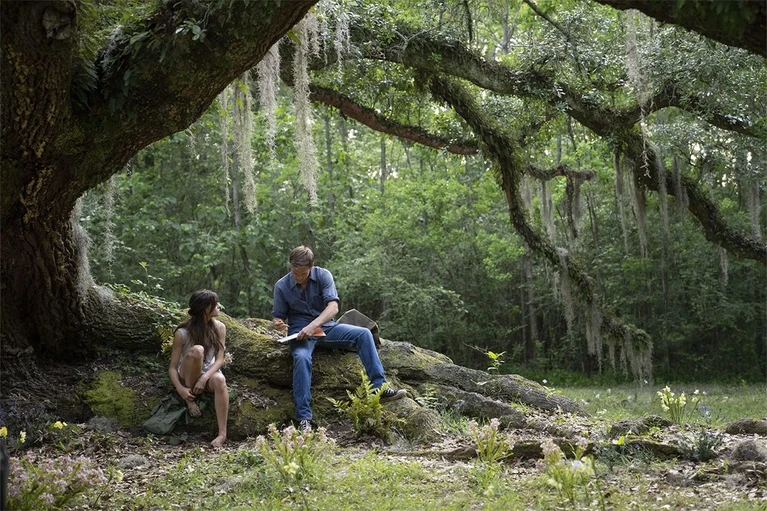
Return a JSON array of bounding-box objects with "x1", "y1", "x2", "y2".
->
[
  {"x1": 271, "y1": 318, "x2": 288, "y2": 332},
  {"x1": 297, "y1": 323, "x2": 317, "y2": 340}
]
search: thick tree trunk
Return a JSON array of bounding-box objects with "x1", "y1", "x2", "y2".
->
[{"x1": 1, "y1": 208, "x2": 85, "y2": 360}]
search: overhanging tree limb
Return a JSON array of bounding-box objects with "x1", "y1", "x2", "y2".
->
[
  {"x1": 352, "y1": 27, "x2": 766, "y2": 264},
  {"x1": 641, "y1": 82, "x2": 765, "y2": 139},
  {"x1": 592, "y1": 0, "x2": 767, "y2": 57},
  {"x1": 307, "y1": 83, "x2": 595, "y2": 181},
  {"x1": 623, "y1": 139, "x2": 767, "y2": 264},
  {"x1": 525, "y1": 164, "x2": 596, "y2": 182},
  {"x1": 2, "y1": 0, "x2": 317, "y2": 224},
  {"x1": 308, "y1": 84, "x2": 478, "y2": 155}
]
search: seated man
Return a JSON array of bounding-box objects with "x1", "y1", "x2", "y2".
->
[{"x1": 272, "y1": 246, "x2": 406, "y2": 429}]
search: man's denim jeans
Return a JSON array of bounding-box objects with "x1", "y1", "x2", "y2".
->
[{"x1": 290, "y1": 323, "x2": 385, "y2": 421}]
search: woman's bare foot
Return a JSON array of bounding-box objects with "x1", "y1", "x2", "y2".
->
[
  {"x1": 210, "y1": 435, "x2": 226, "y2": 448},
  {"x1": 187, "y1": 400, "x2": 202, "y2": 418}
]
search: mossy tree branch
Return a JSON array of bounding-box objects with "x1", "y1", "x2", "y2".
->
[
  {"x1": 308, "y1": 84, "x2": 478, "y2": 155},
  {"x1": 351, "y1": 26, "x2": 766, "y2": 264},
  {"x1": 640, "y1": 81, "x2": 765, "y2": 139},
  {"x1": 2, "y1": 0, "x2": 317, "y2": 224}
]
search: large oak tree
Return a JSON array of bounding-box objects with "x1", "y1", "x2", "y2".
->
[
  {"x1": 2, "y1": 0, "x2": 764, "y2": 380},
  {"x1": 1, "y1": 0, "x2": 316, "y2": 364}
]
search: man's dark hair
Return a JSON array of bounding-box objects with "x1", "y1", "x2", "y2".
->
[{"x1": 289, "y1": 246, "x2": 314, "y2": 268}]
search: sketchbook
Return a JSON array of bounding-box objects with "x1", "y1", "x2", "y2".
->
[{"x1": 276, "y1": 327, "x2": 326, "y2": 343}]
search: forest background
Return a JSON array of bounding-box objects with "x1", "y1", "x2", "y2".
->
[{"x1": 75, "y1": 0, "x2": 766, "y2": 386}]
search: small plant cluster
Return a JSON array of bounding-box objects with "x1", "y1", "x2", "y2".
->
[
  {"x1": 254, "y1": 423, "x2": 335, "y2": 487},
  {"x1": 486, "y1": 350, "x2": 506, "y2": 374},
  {"x1": 467, "y1": 418, "x2": 514, "y2": 497},
  {"x1": 468, "y1": 418, "x2": 513, "y2": 464},
  {"x1": 657, "y1": 386, "x2": 701, "y2": 425},
  {"x1": 0, "y1": 403, "x2": 57, "y2": 453},
  {"x1": 7, "y1": 453, "x2": 108, "y2": 510},
  {"x1": 594, "y1": 437, "x2": 655, "y2": 472},
  {"x1": 416, "y1": 390, "x2": 469, "y2": 434},
  {"x1": 538, "y1": 438, "x2": 600, "y2": 507},
  {"x1": 328, "y1": 371, "x2": 397, "y2": 439},
  {"x1": 1, "y1": 409, "x2": 84, "y2": 455},
  {"x1": 679, "y1": 428, "x2": 723, "y2": 462}
]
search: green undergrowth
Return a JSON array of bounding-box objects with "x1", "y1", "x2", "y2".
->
[
  {"x1": 93, "y1": 444, "x2": 764, "y2": 511},
  {"x1": 5, "y1": 382, "x2": 765, "y2": 510}
]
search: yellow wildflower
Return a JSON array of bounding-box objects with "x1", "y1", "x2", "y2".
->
[
  {"x1": 51, "y1": 421, "x2": 65, "y2": 430},
  {"x1": 19, "y1": 431, "x2": 26, "y2": 443},
  {"x1": 0, "y1": 426, "x2": 7, "y2": 438}
]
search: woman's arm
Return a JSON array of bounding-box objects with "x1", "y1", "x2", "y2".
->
[
  {"x1": 169, "y1": 330, "x2": 195, "y2": 401},
  {"x1": 192, "y1": 321, "x2": 227, "y2": 394}
]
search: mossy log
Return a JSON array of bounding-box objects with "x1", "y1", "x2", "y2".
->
[{"x1": 73, "y1": 289, "x2": 584, "y2": 442}]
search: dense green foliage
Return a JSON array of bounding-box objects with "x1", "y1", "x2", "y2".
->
[{"x1": 80, "y1": 0, "x2": 765, "y2": 383}]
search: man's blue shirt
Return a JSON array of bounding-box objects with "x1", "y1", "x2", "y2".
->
[{"x1": 272, "y1": 266, "x2": 339, "y2": 335}]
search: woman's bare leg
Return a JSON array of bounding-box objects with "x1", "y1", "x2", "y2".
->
[
  {"x1": 178, "y1": 345, "x2": 204, "y2": 417},
  {"x1": 206, "y1": 372, "x2": 228, "y2": 448}
]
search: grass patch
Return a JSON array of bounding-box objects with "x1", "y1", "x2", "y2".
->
[{"x1": 555, "y1": 384, "x2": 766, "y2": 425}]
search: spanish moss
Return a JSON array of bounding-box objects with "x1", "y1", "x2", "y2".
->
[
  {"x1": 521, "y1": 175, "x2": 533, "y2": 216},
  {"x1": 219, "y1": 85, "x2": 231, "y2": 215},
  {"x1": 614, "y1": 152, "x2": 630, "y2": 255},
  {"x1": 556, "y1": 247, "x2": 575, "y2": 333},
  {"x1": 103, "y1": 176, "x2": 116, "y2": 273},
  {"x1": 72, "y1": 199, "x2": 95, "y2": 297},
  {"x1": 747, "y1": 182, "x2": 761, "y2": 240},
  {"x1": 620, "y1": 330, "x2": 653, "y2": 383},
  {"x1": 256, "y1": 42, "x2": 281, "y2": 159},
  {"x1": 585, "y1": 300, "x2": 602, "y2": 370},
  {"x1": 718, "y1": 247, "x2": 729, "y2": 287},
  {"x1": 632, "y1": 176, "x2": 649, "y2": 258},
  {"x1": 293, "y1": 18, "x2": 320, "y2": 203},
  {"x1": 625, "y1": 10, "x2": 652, "y2": 173},
  {"x1": 655, "y1": 148, "x2": 669, "y2": 240},
  {"x1": 233, "y1": 75, "x2": 257, "y2": 212},
  {"x1": 672, "y1": 155, "x2": 688, "y2": 217},
  {"x1": 540, "y1": 180, "x2": 555, "y2": 241}
]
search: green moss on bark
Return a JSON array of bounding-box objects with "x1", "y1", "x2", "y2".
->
[{"x1": 84, "y1": 371, "x2": 140, "y2": 426}]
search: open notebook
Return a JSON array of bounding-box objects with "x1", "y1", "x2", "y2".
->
[{"x1": 276, "y1": 327, "x2": 326, "y2": 343}]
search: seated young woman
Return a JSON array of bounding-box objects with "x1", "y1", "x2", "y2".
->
[{"x1": 168, "y1": 290, "x2": 228, "y2": 448}]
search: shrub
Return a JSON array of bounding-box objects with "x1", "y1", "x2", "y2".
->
[
  {"x1": 7, "y1": 454, "x2": 108, "y2": 510},
  {"x1": 328, "y1": 371, "x2": 398, "y2": 439},
  {"x1": 467, "y1": 419, "x2": 513, "y2": 464},
  {"x1": 538, "y1": 438, "x2": 596, "y2": 506},
  {"x1": 0, "y1": 403, "x2": 57, "y2": 453},
  {"x1": 657, "y1": 386, "x2": 700, "y2": 425},
  {"x1": 254, "y1": 423, "x2": 335, "y2": 487},
  {"x1": 680, "y1": 428, "x2": 723, "y2": 462}
]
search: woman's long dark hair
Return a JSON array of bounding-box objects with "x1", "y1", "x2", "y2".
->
[{"x1": 175, "y1": 290, "x2": 223, "y2": 358}]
